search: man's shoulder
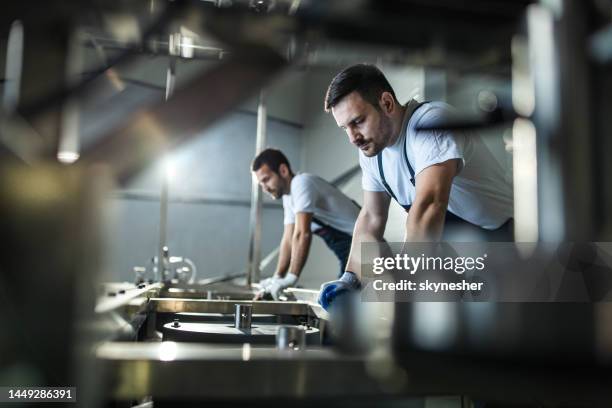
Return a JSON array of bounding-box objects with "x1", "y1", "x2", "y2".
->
[
  {"x1": 281, "y1": 193, "x2": 292, "y2": 209},
  {"x1": 291, "y1": 173, "x2": 322, "y2": 194},
  {"x1": 293, "y1": 172, "x2": 316, "y2": 185},
  {"x1": 294, "y1": 172, "x2": 334, "y2": 187},
  {"x1": 410, "y1": 101, "x2": 455, "y2": 129}
]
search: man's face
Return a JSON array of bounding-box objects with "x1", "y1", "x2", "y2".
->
[
  {"x1": 331, "y1": 91, "x2": 394, "y2": 157},
  {"x1": 253, "y1": 164, "x2": 287, "y2": 199}
]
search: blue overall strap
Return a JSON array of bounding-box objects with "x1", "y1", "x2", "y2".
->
[
  {"x1": 376, "y1": 101, "x2": 512, "y2": 236},
  {"x1": 376, "y1": 101, "x2": 426, "y2": 207},
  {"x1": 311, "y1": 215, "x2": 333, "y2": 231},
  {"x1": 402, "y1": 101, "x2": 428, "y2": 186},
  {"x1": 402, "y1": 132, "x2": 416, "y2": 187},
  {"x1": 376, "y1": 153, "x2": 402, "y2": 204}
]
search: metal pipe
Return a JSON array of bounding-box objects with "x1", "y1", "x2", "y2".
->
[
  {"x1": 234, "y1": 304, "x2": 253, "y2": 329},
  {"x1": 58, "y1": 29, "x2": 84, "y2": 164},
  {"x1": 276, "y1": 325, "x2": 306, "y2": 350},
  {"x1": 158, "y1": 55, "x2": 176, "y2": 281},
  {"x1": 3, "y1": 20, "x2": 23, "y2": 112},
  {"x1": 0, "y1": 20, "x2": 46, "y2": 164},
  {"x1": 110, "y1": 190, "x2": 283, "y2": 208},
  {"x1": 527, "y1": 2, "x2": 595, "y2": 241},
  {"x1": 247, "y1": 90, "x2": 267, "y2": 286}
]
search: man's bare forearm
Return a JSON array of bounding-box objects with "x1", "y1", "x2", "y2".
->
[
  {"x1": 346, "y1": 210, "x2": 386, "y2": 277},
  {"x1": 405, "y1": 200, "x2": 447, "y2": 242},
  {"x1": 406, "y1": 159, "x2": 457, "y2": 242},
  {"x1": 288, "y1": 231, "x2": 312, "y2": 277},
  {"x1": 275, "y1": 235, "x2": 292, "y2": 277}
]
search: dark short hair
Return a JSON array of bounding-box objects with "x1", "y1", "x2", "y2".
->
[
  {"x1": 324, "y1": 64, "x2": 397, "y2": 112},
  {"x1": 251, "y1": 148, "x2": 293, "y2": 175}
]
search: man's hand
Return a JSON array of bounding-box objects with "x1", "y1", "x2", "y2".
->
[
  {"x1": 318, "y1": 271, "x2": 361, "y2": 310},
  {"x1": 253, "y1": 276, "x2": 276, "y2": 300},
  {"x1": 254, "y1": 273, "x2": 298, "y2": 301},
  {"x1": 258, "y1": 277, "x2": 275, "y2": 290}
]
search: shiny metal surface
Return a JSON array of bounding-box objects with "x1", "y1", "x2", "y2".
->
[
  {"x1": 276, "y1": 325, "x2": 306, "y2": 350},
  {"x1": 286, "y1": 288, "x2": 319, "y2": 304},
  {"x1": 174, "y1": 312, "x2": 278, "y2": 323},
  {"x1": 159, "y1": 281, "x2": 257, "y2": 300},
  {"x1": 157, "y1": 54, "x2": 175, "y2": 284},
  {"x1": 95, "y1": 283, "x2": 162, "y2": 314},
  {"x1": 97, "y1": 342, "x2": 407, "y2": 400},
  {"x1": 151, "y1": 298, "x2": 311, "y2": 316},
  {"x1": 234, "y1": 303, "x2": 253, "y2": 329},
  {"x1": 286, "y1": 288, "x2": 329, "y2": 320},
  {"x1": 161, "y1": 321, "x2": 320, "y2": 344},
  {"x1": 159, "y1": 288, "x2": 255, "y2": 300}
]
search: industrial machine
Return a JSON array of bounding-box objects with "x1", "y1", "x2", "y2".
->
[{"x1": 2, "y1": 0, "x2": 612, "y2": 407}]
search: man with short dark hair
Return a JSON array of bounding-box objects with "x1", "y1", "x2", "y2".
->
[
  {"x1": 318, "y1": 64, "x2": 513, "y2": 309},
  {"x1": 251, "y1": 148, "x2": 360, "y2": 300}
]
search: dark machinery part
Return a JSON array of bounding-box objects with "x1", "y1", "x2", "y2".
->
[{"x1": 161, "y1": 321, "x2": 320, "y2": 345}]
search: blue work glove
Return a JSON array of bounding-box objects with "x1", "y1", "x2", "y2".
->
[{"x1": 318, "y1": 271, "x2": 361, "y2": 310}]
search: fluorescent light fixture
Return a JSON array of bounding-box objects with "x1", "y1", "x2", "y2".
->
[
  {"x1": 57, "y1": 151, "x2": 80, "y2": 164},
  {"x1": 163, "y1": 157, "x2": 176, "y2": 183}
]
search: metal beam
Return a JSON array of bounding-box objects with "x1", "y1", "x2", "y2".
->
[{"x1": 247, "y1": 90, "x2": 267, "y2": 286}]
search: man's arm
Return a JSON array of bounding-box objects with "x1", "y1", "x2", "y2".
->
[
  {"x1": 317, "y1": 190, "x2": 390, "y2": 309},
  {"x1": 274, "y1": 223, "x2": 294, "y2": 278},
  {"x1": 254, "y1": 223, "x2": 301, "y2": 301},
  {"x1": 345, "y1": 190, "x2": 391, "y2": 278},
  {"x1": 406, "y1": 159, "x2": 458, "y2": 242},
  {"x1": 288, "y1": 212, "x2": 313, "y2": 278}
]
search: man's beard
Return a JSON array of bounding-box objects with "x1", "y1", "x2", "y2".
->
[
  {"x1": 268, "y1": 188, "x2": 282, "y2": 199},
  {"x1": 364, "y1": 116, "x2": 393, "y2": 156},
  {"x1": 272, "y1": 181, "x2": 288, "y2": 199}
]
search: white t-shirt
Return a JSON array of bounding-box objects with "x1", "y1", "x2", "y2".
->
[
  {"x1": 360, "y1": 100, "x2": 513, "y2": 230},
  {"x1": 282, "y1": 173, "x2": 359, "y2": 235}
]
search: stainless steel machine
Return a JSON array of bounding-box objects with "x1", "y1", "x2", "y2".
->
[{"x1": 2, "y1": 1, "x2": 612, "y2": 407}]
